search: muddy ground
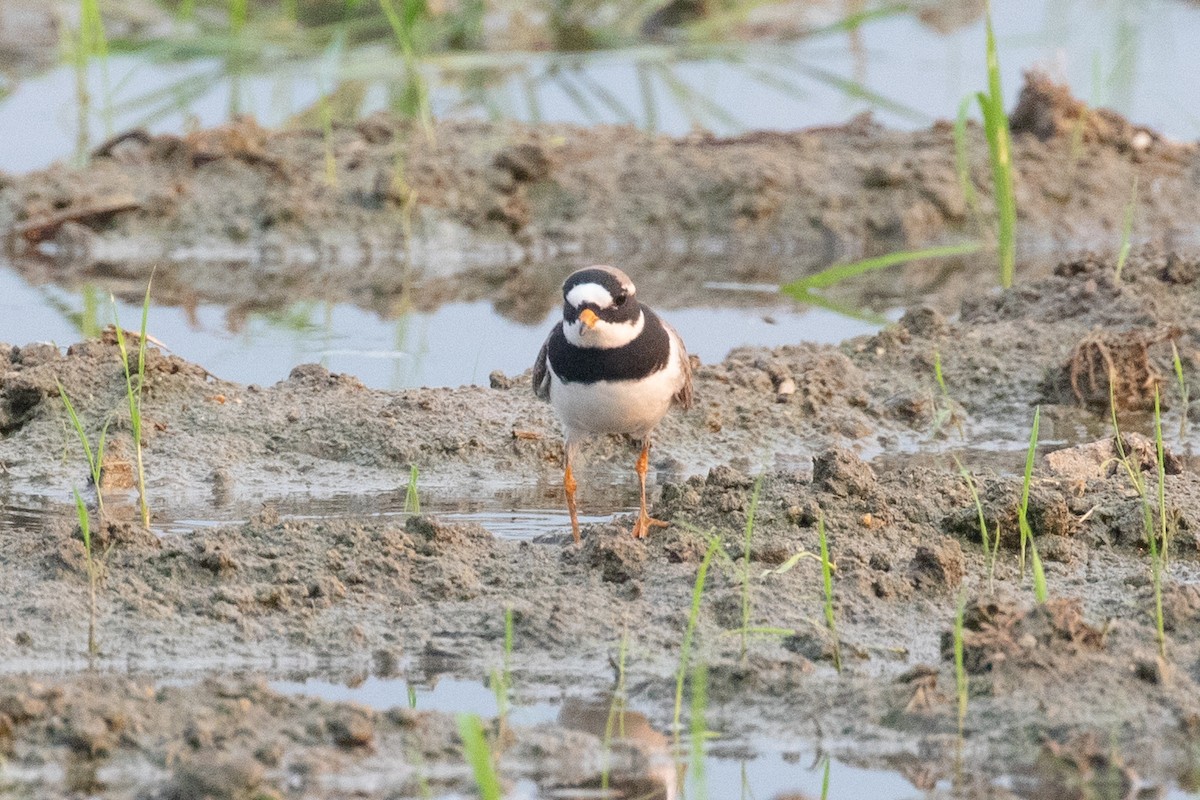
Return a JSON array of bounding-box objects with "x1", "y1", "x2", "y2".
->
[
  {"x1": 4, "y1": 246, "x2": 1200, "y2": 798},
  {"x1": 3, "y1": 73, "x2": 1199, "y2": 324},
  {"x1": 5, "y1": 70, "x2": 1200, "y2": 797}
]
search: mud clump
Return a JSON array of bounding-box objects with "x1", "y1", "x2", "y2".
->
[
  {"x1": 1010, "y1": 70, "x2": 1161, "y2": 152},
  {"x1": 1044, "y1": 433, "x2": 1183, "y2": 480},
  {"x1": 944, "y1": 477, "x2": 1073, "y2": 549},
  {"x1": 908, "y1": 539, "x2": 964, "y2": 592},
  {"x1": 945, "y1": 597, "x2": 1106, "y2": 674},
  {"x1": 572, "y1": 524, "x2": 648, "y2": 584},
  {"x1": 812, "y1": 447, "x2": 877, "y2": 500},
  {"x1": 1054, "y1": 327, "x2": 1171, "y2": 411},
  {"x1": 158, "y1": 754, "x2": 267, "y2": 800}
]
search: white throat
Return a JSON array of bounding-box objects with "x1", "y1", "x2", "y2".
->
[{"x1": 564, "y1": 310, "x2": 644, "y2": 349}]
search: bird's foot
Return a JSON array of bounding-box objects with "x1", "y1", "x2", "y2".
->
[{"x1": 631, "y1": 513, "x2": 669, "y2": 539}]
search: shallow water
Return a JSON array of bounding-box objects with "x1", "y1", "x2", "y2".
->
[
  {"x1": 270, "y1": 671, "x2": 1200, "y2": 799},
  {"x1": 0, "y1": 0, "x2": 1198, "y2": 176},
  {"x1": 271, "y1": 673, "x2": 923, "y2": 800},
  {"x1": 0, "y1": 267, "x2": 896, "y2": 391},
  {"x1": 5, "y1": 0, "x2": 1193, "y2": 391}
]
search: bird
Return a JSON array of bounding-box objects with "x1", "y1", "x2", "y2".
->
[{"x1": 533, "y1": 265, "x2": 693, "y2": 542}]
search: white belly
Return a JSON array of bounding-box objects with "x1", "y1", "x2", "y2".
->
[{"x1": 549, "y1": 337, "x2": 684, "y2": 440}]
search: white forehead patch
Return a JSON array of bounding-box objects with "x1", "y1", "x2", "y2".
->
[{"x1": 565, "y1": 282, "x2": 614, "y2": 309}]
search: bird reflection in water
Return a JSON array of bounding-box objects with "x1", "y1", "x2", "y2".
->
[{"x1": 556, "y1": 696, "x2": 682, "y2": 800}]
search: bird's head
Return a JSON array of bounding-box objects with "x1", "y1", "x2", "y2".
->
[{"x1": 560, "y1": 266, "x2": 643, "y2": 348}]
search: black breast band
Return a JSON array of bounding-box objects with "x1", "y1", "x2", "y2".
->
[{"x1": 548, "y1": 310, "x2": 670, "y2": 384}]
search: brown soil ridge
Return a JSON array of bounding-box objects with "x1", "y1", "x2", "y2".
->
[{"x1": 2, "y1": 73, "x2": 1197, "y2": 315}]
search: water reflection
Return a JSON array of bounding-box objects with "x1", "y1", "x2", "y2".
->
[
  {"x1": 0, "y1": 266, "x2": 897, "y2": 391},
  {"x1": 557, "y1": 698, "x2": 678, "y2": 800},
  {"x1": 2, "y1": 0, "x2": 1198, "y2": 175}
]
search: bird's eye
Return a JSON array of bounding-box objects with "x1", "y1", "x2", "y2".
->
[{"x1": 613, "y1": 291, "x2": 628, "y2": 306}]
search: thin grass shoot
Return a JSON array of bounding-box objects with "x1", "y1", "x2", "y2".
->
[
  {"x1": 688, "y1": 660, "x2": 709, "y2": 800},
  {"x1": 952, "y1": 456, "x2": 997, "y2": 591},
  {"x1": 1017, "y1": 405, "x2": 1041, "y2": 579},
  {"x1": 953, "y1": 95, "x2": 980, "y2": 221},
  {"x1": 379, "y1": 0, "x2": 435, "y2": 140},
  {"x1": 1114, "y1": 176, "x2": 1139, "y2": 280},
  {"x1": 674, "y1": 533, "x2": 721, "y2": 731},
  {"x1": 780, "y1": 242, "x2": 983, "y2": 297},
  {"x1": 1029, "y1": 536, "x2": 1048, "y2": 603},
  {"x1": 818, "y1": 513, "x2": 842, "y2": 672},
  {"x1": 1151, "y1": 388, "x2": 1168, "y2": 656},
  {"x1": 489, "y1": 606, "x2": 514, "y2": 732},
  {"x1": 228, "y1": 0, "x2": 249, "y2": 35},
  {"x1": 321, "y1": 95, "x2": 338, "y2": 187},
  {"x1": 976, "y1": 8, "x2": 1017, "y2": 288},
  {"x1": 1172, "y1": 341, "x2": 1189, "y2": 440},
  {"x1": 74, "y1": 0, "x2": 112, "y2": 162},
  {"x1": 455, "y1": 713, "x2": 502, "y2": 800},
  {"x1": 73, "y1": 488, "x2": 99, "y2": 655},
  {"x1": 739, "y1": 477, "x2": 762, "y2": 662},
  {"x1": 57, "y1": 380, "x2": 109, "y2": 519},
  {"x1": 405, "y1": 464, "x2": 421, "y2": 513},
  {"x1": 112, "y1": 279, "x2": 153, "y2": 528},
  {"x1": 931, "y1": 348, "x2": 963, "y2": 438},
  {"x1": 953, "y1": 588, "x2": 968, "y2": 735},
  {"x1": 600, "y1": 632, "x2": 629, "y2": 793},
  {"x1": 1110, "y1": 378, "x2": 1167, "y2": 658}
]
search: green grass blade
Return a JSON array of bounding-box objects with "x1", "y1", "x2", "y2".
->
[
  {"x1": 1155, "y1": 387, "x2": 1169, "y2": 565},
  {"x1": 1114, "y1": 176, "x2": 1139, "y2": 280},
  {"x1": 455, "y1": 714, "x2": 502, "y2": 800},
  {"x1": 57, "y1": 381, "x2": 96, "y2": 475},
  {"x1": 777, "y1": 288, "x2": 889, "y2": 325},
  {"x1": 740, "y1": 477, "x2": 762, "y2": 662},
  {"x1": 1172, "y1": 341, "x2": 1189, "y2": 440},
  {"x1": 73, "y1": 486, "x2": 98, "y2": 654},
  {"x1": 405, "y1": 464, "x2": 421, "y2": 513},
  {"x1": 953, "y1": 588, "x2": 968, "y2": 734},
  {"x1": 954, "y1": 95, "x2": 980, "y2": 219},
  {"x1": 818, "y1": 513, "x2": 841, "y2": 672},
  {"x1": 1029, "y1": 537, "x2": 1048, "y2": 603},
  {"x1": 73, "y1": 487, "x2": 92, "y2": 555},
  {"x1": 601, "y1": 632, "x2": 629, "y2": 792},
  {"x1": 977, "y1": 10, "x2": 1017, "y2": 288},
  {"x1": 780, "y1": 242, "x2": 983, "y2": 295},
  {"x1": 1017, "y1": 406, "x2": 1040, "y2": 581},
  {"x1": 674, "y1": 534, "x2": 721, "y2": 730},
  {"x1": 952, "y1": 456, "x2": 992, "y2": 586},
  {"x1": 228, "y1": 0, "x2": 249, "y2": 35},
  {"x1": 1150, "y1": 388, "x2": 1168, "y2": 657},
  {"x1": 688, "y1": 661, "x2": 709, "y2": 800}
]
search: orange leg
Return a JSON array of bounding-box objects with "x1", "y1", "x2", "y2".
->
[
  {"x1": 631, "y1": 439, "x2": 669, "y2": 539},
  {"x1": 564, "y1": 458, "x2": 581, "y2": 543}
]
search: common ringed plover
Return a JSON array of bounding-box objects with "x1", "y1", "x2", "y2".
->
[{"x1": 533, "y1": 266, "x2": 693, "y2": 541}]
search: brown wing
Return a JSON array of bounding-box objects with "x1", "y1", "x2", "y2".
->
[
  {"x1": 532, "y1": 327, "x2": 554, "y2": 401},
  {"x1": 665, "y1": 321, "x2": 694, "y2": 410}
]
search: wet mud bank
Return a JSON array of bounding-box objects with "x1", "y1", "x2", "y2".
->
[
  {"x1": 5, "y1": 250, "x2": 1200, "y2": 796},
  {"x1": 3, "y1": 74, "x2": 1199, "y2": 321}
]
